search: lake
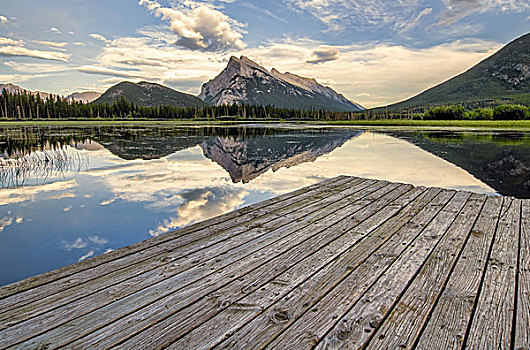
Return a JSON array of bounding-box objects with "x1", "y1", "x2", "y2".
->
[{"x1": 1, "y1": 124, "x2": 529, "y2": 286}]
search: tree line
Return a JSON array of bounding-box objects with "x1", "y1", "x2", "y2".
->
[{"x1": 1, "y1": 88, "x2": 529, "y2": 121}]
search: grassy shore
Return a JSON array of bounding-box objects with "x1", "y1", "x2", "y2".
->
[{"x1": 1, "y1": 119, "x2": 530, "y2": 130}]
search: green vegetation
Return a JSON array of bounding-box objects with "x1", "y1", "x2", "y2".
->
[
  {"x1": 1, "y1": 87, "x2": 529, "y2": 131},
  {"x1": 94, "y1": 81, "x2": 208, "y2": 108},
  {"x1": 389, "y1": 32, "x2": 530, "y2": 109},
  {"x1": 424, "y1": 104, "x2": 529, "y2": 121}
]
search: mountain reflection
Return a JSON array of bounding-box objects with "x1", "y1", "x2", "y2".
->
[
  {"x1": 386, "y1": 131, "x2": 530, "y2": 198},
  {"x1": 0, "y1": 125, "x2": 361, "y2": 188}
]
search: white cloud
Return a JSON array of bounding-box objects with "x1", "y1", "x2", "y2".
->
[
  {"x1": 283, "y1": 0, "x2": 424, "y2": 32},
  {"x1": 0, "y1": 16, "x2": 8, "y2": 24},
  {"x1": 64, "y1": 237, "x2": 87, "y2": 250},
  {"x1": 50, "y1": 27, "x2": 61, "y2": 34},
  {"x1": 69, "y1": 31, "x2": 75, "y2": 35},
  {"x1": 73, "y1": 42, "x2": 86, "y2": 47},
  {"x1": 89, "y1": 33, "x2": 110, "y2": 42},
  {"x1": 436, "y1": 0, "x2": 529, "y2": 26},
  {"x1": 0, "y1": 180, "x2": 78, "y2": 206},
  {"x1": 0, "y1": 37, "x2": 24, "y2": 46},
  {"x1": 139, "y1": 0, "x2": 246, "y2": 52},
  {"x1": 0, "y1": 217, "x2": 13, "y2": 232},
  {"x1": 63, "y1": 206, "x2": 72, "y2": 212},
  {"x1": 78, "y1": 250, "x2": 94, "y2": 262},
  {"x1": 76, "y1": 65, "x2": 144, "y2": 78},
  {"x1": 0, "y1": 45, "x2": 70, "y2": 62},
  {"x1": 32, "y1": 40, "x2": 69, "y2": 48},
  {"x1": 88, "y1": 236, "x2": 109, "y2": 244}
]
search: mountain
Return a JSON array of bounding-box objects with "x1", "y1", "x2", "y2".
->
[
  {"x1": 200, "y1": 129, "x2": 362, "y2": 183},
  {"x1": 198, "y1": 56, "x2": 363, "y2": 111},
  {"x1": 94, "y1": 81, "x2": 208, "y2": 108},
  {"x1": 391, "y1": 32, "x2": 530, "y2": 108},
  {"x1": 0, "y1": 83, "x2": 50, "y2": 100},
  {"x1": 67, "y1": 91, "x2": 101, "y2": 103},
  {"x1": 388, "y1": 130, "x2": 530, "y2": 198}
]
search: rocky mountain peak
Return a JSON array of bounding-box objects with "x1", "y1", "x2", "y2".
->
[{"x1": 198, "y1": 56, "x2": 363, "y2": 111}]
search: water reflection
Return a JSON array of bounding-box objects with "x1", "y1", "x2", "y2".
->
[
  {"x1": 0, "y1": 124, "x2": 526, "y2": 286},
  {"x1": 386, "y1": 130, "x2": 530, "y2": 198}
]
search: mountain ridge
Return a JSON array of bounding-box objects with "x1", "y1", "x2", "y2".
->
[
  {"x1": 199, "y1": 56, "x2": 363, "y2": 111},
  {"x1": 94, "y1": 81, "x2": 208, "y2": 108},
  {"x1": 390, "y1": 33, "x2": 530, "y2": 108}
]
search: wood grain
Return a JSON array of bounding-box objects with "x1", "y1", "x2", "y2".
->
[{"x1": 465, "y1": 198, "x2": 521, "y2": 349}]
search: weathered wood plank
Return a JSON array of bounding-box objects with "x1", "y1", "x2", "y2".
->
[
  {"x1": 0, "y1": 175, "x2": 349, "y2": 300},
  {"x1": 67, "y1": 182, "x2": 414, "y2": 350},
  {"x1": 215, "y1": 189, "x2": 456, "y2": 350},
  {"x1": 515, "y1": 199, "x2": 530, "y2": 349},
  {"x1": 0, "y1": 177, "x2": 368, "y2": 329},
  {"x1": 150, "y1": 187, "x2": 431, "y2": 350},
  {"x1": 6, "y1": 181, "x2": 401, "y2": 348},
  {"x1": 464, "y1": 198, "x2": 521, "y2": 349},
  {"x1": 415, "y1": 196, "x2": 503, "y2": 350},
  {"x1": 306, "y1": 191, "x2": 471, "y2": 350},
  {"x1": 363, "y1": 193, "x2": 487, "y2": 350}
]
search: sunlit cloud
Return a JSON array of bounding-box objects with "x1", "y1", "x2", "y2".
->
[
  {"x1": 0, "y1": 16, "x2": 8, "y2": 24},
  {"x1": 0, "y1": 44, "x2": 71, "y2": 62},
  {"x1": 49, "y1": 27, "x2": 61, "y2": 34},
  {"x1": 0, "y1": 37, "x2": 23, "y2": 46},
  {"x1": 0, "y1": 217, "x2": 13, "y2": 232},
  {"x1": 0, "y1": 180, "x2": 78, "y2": 206},
  {"x1": 89, "y1": 33, "x2": 110, "y2": 43},
  {"x1": 32, "y1": 40, "x2": 69, "y2": 49},
  {"x1": 78, "y1": 250, "x2": 94, "y2": 262},
  {"x1": 139, "y1": 0, "x2": 246, "y2": 52}
]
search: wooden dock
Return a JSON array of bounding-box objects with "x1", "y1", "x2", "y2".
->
[{"x1": 0, "y1": 176, "x2": 528, "y2": 349}]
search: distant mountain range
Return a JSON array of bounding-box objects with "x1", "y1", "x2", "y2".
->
[
  {"x1": 392, "y1": 32, "x2": 530, "y2": 108},
  {"x1": 67, "y1": 91, "x2": 102, "y2": 103},
  {"x1": 199, "y1": 56, "x2": 363, "y2": 111},
  {"x1": 93, "y1": 81, "x2": 208, "y2": 108},
  {"x1": 0, "y1": 83, "x2": 101, "y2": 103}
]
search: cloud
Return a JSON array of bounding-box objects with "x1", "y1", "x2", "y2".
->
[
  {"x1": 78, "y1": 250, "x2": 94, "y2": 262},
  {"x1": 76, "y1": 65, "x2": 144, "y2": 78},
  {"x1": 0, "y1": 44, "x2": 70, "y2": 62},
  {"x1": 397, "y1": 7, "x2": 432, "y2": 33},
  {"x1": 73, "y1": 42, "x2": 86, "y2": 47},
  {"x1": 139, "y1": 0, "x2": 246, "y2": 52},
  {"x1": 88, "y1": 236, "x2": 109, "y2": 244},
  {"x1": 0, "y1": 217, "x2": 13, "y2": 232},
  {"x1": 435, "y1": 0, "x2": 529, "y2": 26},
  {"x1": 64, "y1": 237, "x2": 87, "y2": 250},
  {"x1": 0, "y1": 16, "x2": 8, "y2": 24},
  {"x1": 50, "y1": 27, "x2": 61, "y2": 34},
  {"x1": 307, "y1": 47, "x2": 340, "y2": 64},
  {"x1": 283, "y1": 0, "x2": 424, "y2": 32},
  {"x1": 0, "y1": 37, "x2": 24, "y2": 46},
  {"x1": 148, "y1": 187, "x2": 248, "y2": 236},
  {"x1": 89, "y1": 33, "x2": 110, "y2": 42},
  {"x1": 0, "y1": 179, "x2": 78, "y2": 206},
  {"x1": 32, "y1": 40, "x2": 69, "y2": 48}
]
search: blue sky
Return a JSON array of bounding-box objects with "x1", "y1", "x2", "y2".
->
[{"x1": 0, "y1": 0, "x2": 528, "y2": 107}]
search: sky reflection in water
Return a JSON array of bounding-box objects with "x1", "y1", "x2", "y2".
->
[{"x1": 0, "y1": 125, "x2": 519, "y2": 286}]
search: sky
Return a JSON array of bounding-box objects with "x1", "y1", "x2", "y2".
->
[{"x1": 0, "y1": 0, "x2": 528, "y2": 107}]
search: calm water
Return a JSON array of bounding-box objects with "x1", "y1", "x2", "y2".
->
[{"x1": 1, "y1": 124, "x2": 529, "y2": 286}]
